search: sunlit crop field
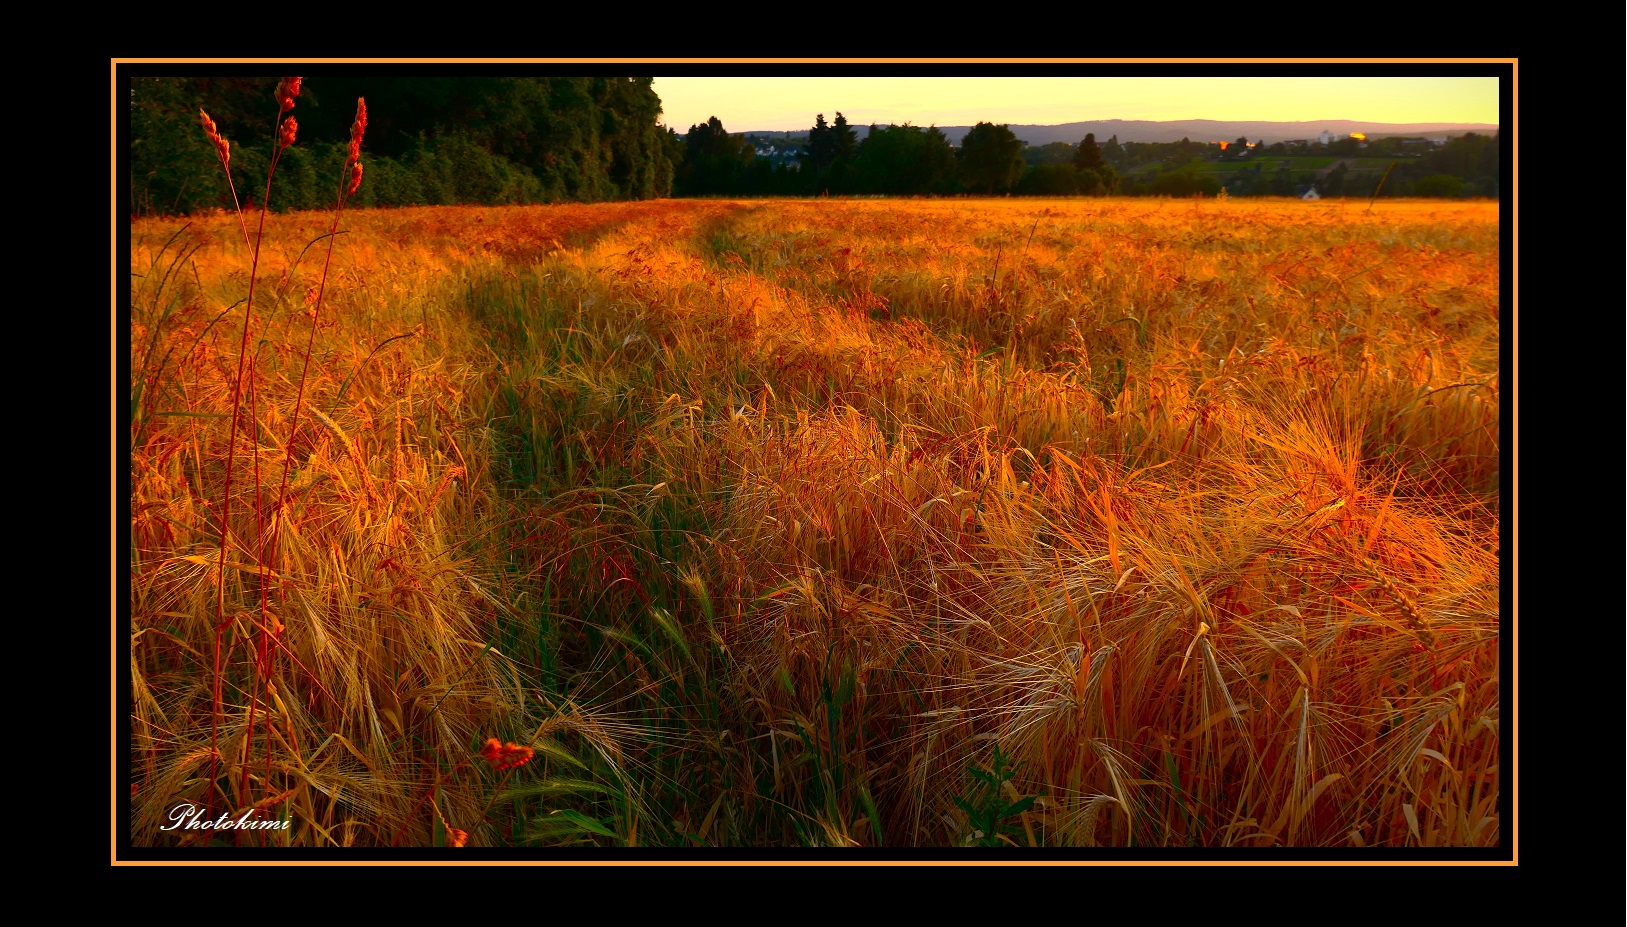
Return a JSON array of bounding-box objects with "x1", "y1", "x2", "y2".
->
[{"x1": 128, "y1": 196, "x2": 1503, "y2": 849}]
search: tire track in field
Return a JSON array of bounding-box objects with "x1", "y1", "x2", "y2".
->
[{"x1": 555, "y1": 200, "x2": 1113, "y2": 463}]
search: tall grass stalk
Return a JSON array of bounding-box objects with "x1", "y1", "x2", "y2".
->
[{"x1": 203, "y1": 77, "x2": 302, "y2": 821}]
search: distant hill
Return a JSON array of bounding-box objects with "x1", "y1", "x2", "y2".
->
[{"x1": 733, "y1": 119, "x2": 1499, "y2": 146}]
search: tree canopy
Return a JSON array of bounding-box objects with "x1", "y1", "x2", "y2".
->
[
  {"x1": 855, "y1": 124, "x2": 957, "y2": 195},
  {"x1": 957, "y1": 122, "x2": 1025, "y2": 194},
  {"x1": 677, "y1": 116, "x2": 755, "y2": 195},
  {"x1": 129, "y1": 76, "x2": 677, "y2": 214},
  {"x1": 1074, "y1": 133, "x2": 1104, "y2": 172}
]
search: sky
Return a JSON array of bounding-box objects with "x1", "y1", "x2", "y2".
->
[{"x1": 651, "y1": 75, "x2": 1502, "y2": 134}]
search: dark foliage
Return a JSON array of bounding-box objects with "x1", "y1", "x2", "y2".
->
[{"x1": 129, "y1": 76, "x2": 676, "y2": 215}]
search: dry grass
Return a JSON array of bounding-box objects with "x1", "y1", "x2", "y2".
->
[{"x1": 128, "y1": 193, "x2": 1501, "y2": 849}]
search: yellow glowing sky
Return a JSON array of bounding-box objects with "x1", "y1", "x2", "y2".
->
[{"x1": 651, "y1": 75, "x2": 1502, "y2": 133}]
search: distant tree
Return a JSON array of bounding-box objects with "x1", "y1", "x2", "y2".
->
[
  {"x1": 1322, "y1": 163, "x2": 1349, "y2": 197},
  {"x1": 660, "y1": 127, "x2": 683, "y2": 194},
  {"x1": 1074, "y1": 133, "x2": 1105, "y2": 172},
  {"x1": 1102, "y1": 134, "x2": 1122, "y2": 164},
  {"x1": 1148, "y1": 168, "x2": 1221, "y2": 197},
  {"x1": 1423, "y1": 132, "x2": 1499, "y2": 194},
  {"x1": 744, "y1": 154, "x2": 776, "y2": 195},
  {"x1": 1096, "y1": 163, "x2": 1120, "y2": 195},
  {"x1": 1413, "y1": 174, "x2": 1466, "y2": 197},
  {"x1": 919, "y1": 126, "x2": 959, "y2": 194},
  {"x1": 832, "y1": 112, "x2": 858, "y2": 162},
  {"x1": 1022, "y1": 141, "x2": 1077, "y2": 167},
  {"x1": 826, "y1": 112, "x2": 860, "y2": 193},
  {"x1": 1017, "y1": 163, "x2": 1081, "y2": 195},
  {"x1": 678, "y1": 116, "x2": 753, "y2": 195},
  {"x1": 1077, "y1": 167, "x2": 1104, "y2": 196},
  {"x1": 854, "y1": 123, "x2": 957, "y2": 194},
  {"x1": 1269, "y1": 167, "x2": 1296, "y2": 196},
  {"x1": 804, "y1": 114, "x2": 836, "y2": 178},
  {"x1": 958, "y1": 122, "x2": 1025, "y2": 194}
]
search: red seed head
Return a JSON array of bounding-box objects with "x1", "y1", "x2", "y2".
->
[
  {"x1": 347, "y1": 97, "x2": 368, "y2": 166},
  {"x1": 199, "y1": 109, "x2": 230, "y2": 165},
  {"x1": 347, "y1": 160, "x2": 364, "y2": 197},
  {"x1": 279, "y1": 116, "x2": 298, "y2": 151},
  {"x1": 275, "y1": 77, "x2": 303, "y2": 113}
]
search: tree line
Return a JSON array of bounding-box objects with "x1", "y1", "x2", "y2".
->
[
  {"x1": 676, "y1": 115, "x2": 1101, "y2": 198},
  {"x1": 1086, "y1": 131, "x2": 1502, "y2": 199},
  {"x1": 678, "y1": 116, "x2": 1501, "y2": 199},
  {"x1": 128, "y1": 77, "x2": 1501, "y2": 214},
  {"x1": 129, "y1": 76, "x2": 681, "y2": 215}
]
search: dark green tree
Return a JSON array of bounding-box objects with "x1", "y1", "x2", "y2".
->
[
  {"x1": 832, "y1": 112, "x2": 858, "y2": 162},
  {"x1": 1269, "y1": 167, "x2": 1297, "y2": 197},
  {"x1": 826, "y1": 112, "x2": 860, "y2": 193},
  {"x1": 804, "y1": 114, "x2": 836, "y2": 178},
  {"x1": 854, "y1": 123, "x2": 957, "y2": 195},
  {"x1": 1076, "y1": 167, "x2": 1104, "y2": 196},
  {"x1": 1096, "y1": 163, "x2": 1120, "y2": 195},
  {"x1": 957, "y1": 122, "x2": 1024, "y2": 195},
  {"x1": 1149, "y1": 168, "x2": 1221, "y2": 197},
  {"x1": 1074, "y1": 133, "x2": 1105, "y2": 172},
  {"x1": 1022, "y1": 141, "x2": 1077, "y2": 167},
  {"x1": 1016, "y1": 163, "x2": 1080, "y2": 195},
  {"x1": 1102, "y1": 134, "x2": 1122, "y2": 164},
  {"x1": 1413, "y1": 174, "x2": 1466, "y2": 197},
  {"x1": 1322, "y1": 163, "x2": 1349, "y2": 197},
  {"x1": 678, "y1": 116, "x2": 754, "y2": 195}
]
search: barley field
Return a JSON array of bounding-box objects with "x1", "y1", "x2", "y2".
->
[{"x1": 127, "y1": 194, "x2": 1503, "y2": 850}]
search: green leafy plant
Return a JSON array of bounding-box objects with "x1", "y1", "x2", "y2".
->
[{"x1": 953, "y1": 744, "x2": 1037, "y2": 847}]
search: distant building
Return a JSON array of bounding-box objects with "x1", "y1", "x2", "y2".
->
[
  {"x1": 1301, "y1": 185, "x2": 1321, "y2": 201},
  {"x1": 1317, "y1": 130, "x2": 1336, "y2": 145}
]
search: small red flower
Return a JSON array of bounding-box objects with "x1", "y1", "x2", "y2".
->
[{"x1": 479, "y1": 737, "x2": 535, "y2": 771}]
